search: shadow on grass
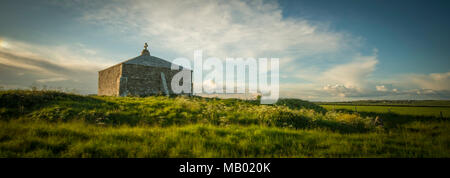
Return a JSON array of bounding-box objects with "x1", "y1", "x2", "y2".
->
[{"x1": 0, "y1": 90, "x2": 114, "y2": 119}]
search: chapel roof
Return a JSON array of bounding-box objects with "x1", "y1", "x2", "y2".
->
[{"x1": 100, "y1": 43, "x2": 188, "y2": 71}]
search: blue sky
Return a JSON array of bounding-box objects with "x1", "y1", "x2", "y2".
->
[
  {"x1": 279, "y1": 0, "x2": 450, "y2": 75},
  {"x1": 0, "y1": 0, "x2": 449, "y2": 101}
]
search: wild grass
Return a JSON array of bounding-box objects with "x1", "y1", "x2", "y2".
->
[
  {"x1": 1, "y1": 120, "x2": 447, "y2": 158},
  {"x1": 0, "y1": 90, "x2": 449, "y2": 157}
]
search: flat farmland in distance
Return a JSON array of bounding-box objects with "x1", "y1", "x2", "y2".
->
[{"x1": 320, "y1": 105, "x2": 450, "y2": 118}]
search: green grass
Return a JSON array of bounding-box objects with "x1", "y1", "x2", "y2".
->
[
  {"x1": 0, "y1": 90, "x2": 449, "y2": 158},
  {"x1": 0, "y1": 120, "x2": 447, "y2": 158}
]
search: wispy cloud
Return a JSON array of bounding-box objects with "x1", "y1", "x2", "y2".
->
[
  {"x1": 0, "y1": 37, "x2": 112, "y2": 93},
  {"x1": 78, "y1": 0, "x2": 348, "y2": 61},
  {"x1": 320, "y1": 52, "x2": 378, "y2": 90},
  {"x1": 280, "y1": 50, "x2": 450, "y2": 101},
  {"x1": 398, "y1": 72, "x2": 450, "y2": 91}
]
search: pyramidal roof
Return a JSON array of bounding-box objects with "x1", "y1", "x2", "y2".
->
[
  {"x1": 122, "y1": 53, "x2": 177, "y2": 69},
  {"x1": 118, "y1": 43, "x2": 184, "y2": 70}
]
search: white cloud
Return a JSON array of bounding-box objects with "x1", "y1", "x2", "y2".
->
[
  {"x1": 36, "y1": 77, "x2": 68, "y2": 83},
  {"x1": 281, "y1": 52, "x2": 450, "y2": 100},
  {"x1": 281, "y1": 52, "x2": 380, "y2": 99},
  {"x1": 0, "y1": 39, "x2": 10, "y2": 49},
  {"x1": 320, "y1": 53, "x2": 378, "y2": 90},
  {"x1": 402, "y1": 72, "x2": 450, "y2": 91},
  {"x1": 0, "y1": 37, "x2": 113, "y2": 70},
  {"x1": 0, "y1": 37, "x2": 113, "y2": 94},
  {"x1": 79, "y1": 0, "x2": 346, "y2": 62},
  {"x1": 322, "y1": 84, "x2": 358, "y2": 97},
  {"x1": 376, "y1": 85, "x2": 388, "y2": 92}
]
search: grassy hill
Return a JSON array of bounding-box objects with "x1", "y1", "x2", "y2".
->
[{"x1": 0, "y1": 90, "x2": 449, "y2": 157}]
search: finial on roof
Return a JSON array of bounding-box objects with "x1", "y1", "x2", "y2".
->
[{"x1": 141, "y1": 42, "x2": 150, "y2": 56}]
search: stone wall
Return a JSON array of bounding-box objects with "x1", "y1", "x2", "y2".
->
[
  {"x1": 120, "y1": 64, "x2": 192, "y2": 96},
  {"x1": 98, "y1": 64, "x2": 122, "y2": 96}
]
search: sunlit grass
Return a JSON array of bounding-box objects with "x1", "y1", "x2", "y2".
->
[{"x1": 0, "y1": 119, "x2": 448, "y2": 158}]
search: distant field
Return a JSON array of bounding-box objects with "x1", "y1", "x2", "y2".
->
[
  {"x1": 316, "y1": 100, "x2": 450, "y2": 107},
  {"x1": 321, "y1": 105, "x2": 450, "y2": 118}
]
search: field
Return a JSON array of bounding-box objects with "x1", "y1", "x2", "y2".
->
[
  {"x1": 0, "y1": 90, "x2": 449, "y2": 158},
  {"x1": 320, "y1": 105, "x2": 450, "y2": 118}
]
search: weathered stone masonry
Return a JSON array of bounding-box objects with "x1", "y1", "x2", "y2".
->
[
  {"x1": 98, "y1": 44, "x2": 192, "y2": 96},
  {"x1": 98, "y1": 64, "x2": 122, "y2": 96}
]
